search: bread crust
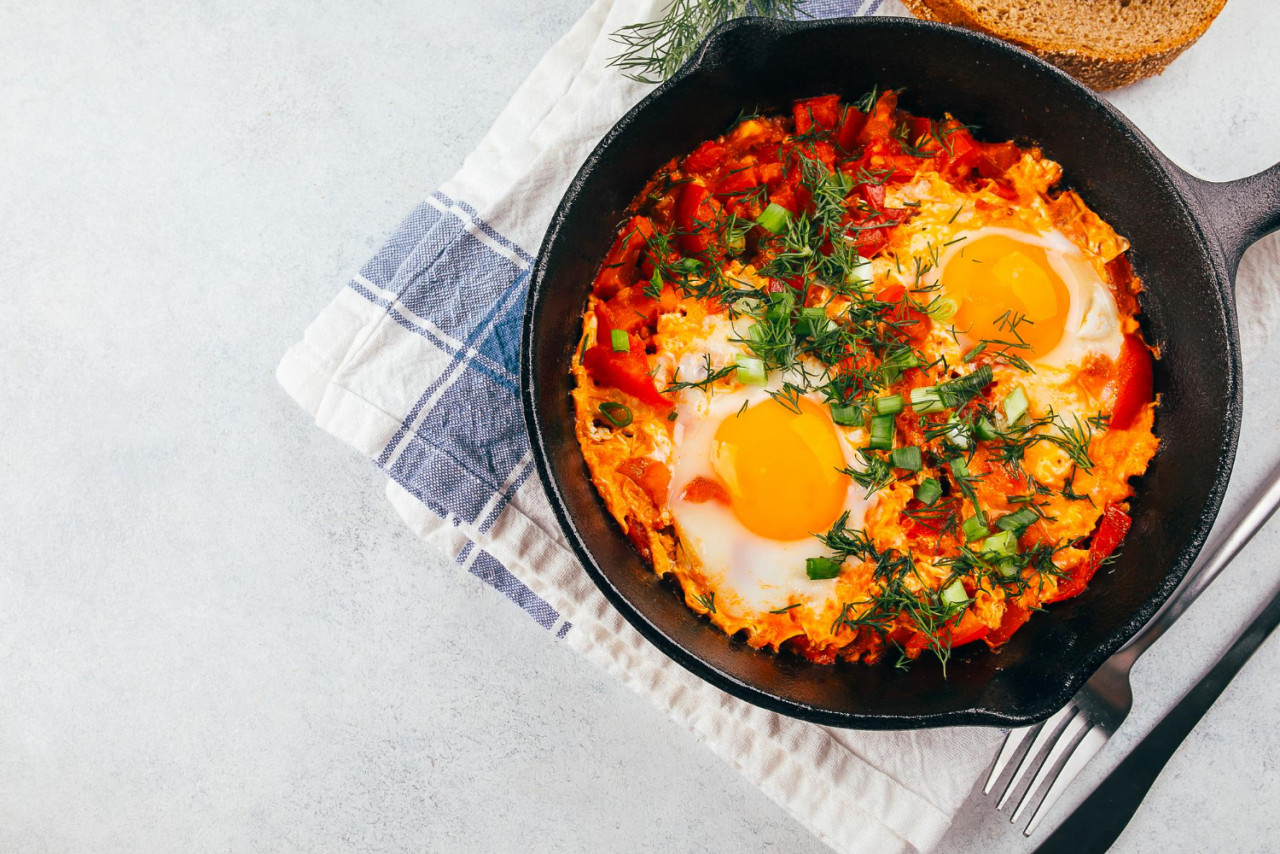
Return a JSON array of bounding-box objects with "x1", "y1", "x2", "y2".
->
[{"x1": 900, "y1": 0, "x2": 1226, "y2": 90}]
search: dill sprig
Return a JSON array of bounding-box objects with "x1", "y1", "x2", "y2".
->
[
  {"x1": 840, "y1": 451, "x2": 896, "y2": 498},
  {"x1": 608, "y1": 0, "x2": 804, "y2": 84},
  {"x1": 665, "y1": 354, "x2": 739, "y2": 394}
]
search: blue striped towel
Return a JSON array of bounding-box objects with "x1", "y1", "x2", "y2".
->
[{"x1": 278, "y1": 1, "x2": 1000, "y2": 851}]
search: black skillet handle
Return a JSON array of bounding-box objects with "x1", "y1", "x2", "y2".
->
[{"x1": 1177, "y1": 161, "x2": 1280, "y2": 277}]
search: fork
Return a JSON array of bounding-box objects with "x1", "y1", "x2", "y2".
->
[{"x1": 984, "y1": 463, "x2": 1280, "y2": 836}]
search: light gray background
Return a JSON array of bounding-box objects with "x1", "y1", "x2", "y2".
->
[{"x1": 3, "y1": 0, "x2": 1279, "y2": 851}]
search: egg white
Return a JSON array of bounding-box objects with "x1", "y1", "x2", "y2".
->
[
  {"x1": 656, "y1": 321, "x2": 877, "y2": 617},
  {"x1": 935, "y1": 226, "x2": 1124, "y2": 369}
]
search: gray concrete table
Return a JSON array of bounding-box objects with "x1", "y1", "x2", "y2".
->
[{"x1": 3, "y1": 1, "x2": 1278, "y2": 851}]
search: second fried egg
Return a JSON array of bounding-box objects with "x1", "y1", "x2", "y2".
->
[
  {"x1": 658, "y1": 317, "x2": 877, "y2": 616},
  {"x1": 937, "y1": 226, "x2": 1123, "y2": 368}
]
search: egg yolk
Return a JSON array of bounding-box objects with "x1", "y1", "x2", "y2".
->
[
  {"x1": 711, "y1": 397, "x2": 851, "y2": 541},
  {"x1": 942, "y1": 234, "x2": 1071, "y2": 360}
]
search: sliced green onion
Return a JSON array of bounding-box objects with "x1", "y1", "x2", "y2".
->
[
  {"x1": 735, "y1": 357, "x2": 767, "y2": 385},
  {"x1": 929, "y1": 296, "x2": 959, "y2": 322},
  {"x1": 997, "y1": 559, "x2": 1021, "y2": 579},
  {"x1": 755, "y1": 202, "x2": 792, "y2": 234},
  {"x1": 797, "y1": 306, "x2": 829, "y2": 338},
  {"x1": 911, "y1": 385, "x2": 946, "y2": 414},
  {"x1": 832, "y1": 171, "x2": 855, "y2": 196},
  {"x1": 765, "y1": 289, "x2": 795, "y2": 323},
  {"x1": 867, "y1": 414, "x2": 895, "y2": 451},
  {"x1": 830, "y1": 402, "x2": 862, "y2": 426},
  {"x1": 961, "y1": 515, "x2": 990, "y2": 542},
  {"x1": 1003, "y1": 386, "x2": 1029, "y2": 425},
  {"x1": 610, "y1": 328, "x2": 629, "y2": 353},
  {"x1": 981, "y1": 529, "x2": 1019, "y2": 557},
  {"x1": 937, "y1": 364, "x2": 994, "y2": 408},
  {"x1": 725, "y1": 230, "x2": 746, "y2": 256},
  {"x1": 940, "y1": 579, "x2": 969, "y2": 610},
  {"x1": 806, "y1": 556, "x2": 843, "y2": 580},
  {"x1": 974, "y1": 416, "x2": 999, "y2": 442},
  {"x1": 996, "y1": 507, "x2": 1040, "y2": 533},
  {"x1": 946, "y1": 414, "x2": 971, "y2": 449},
  {"x1": 880, "y1": 351, "x2": 921, "y2": 387},
  {"x1": 676, "y1": 257, "x2": 703, "y2": 275},
  {"x1": 963, "y1": 343, "x2": 987, "y2": 362},
  {"x1": 845, "y1": 256, "x2": 874, "y2": 289},
  {"x1": 649, "y1": 269, "x2": 663, "y2": 295},
  {"x1": 887, "y1": 349, "x2": 922, "y2": 370},
  {"x1": 890, "y1": 446, "x2": 923, "y2": 471},
  {"x1": 598, "y1": 402, "x2": 633, "y2": 428},
  {"x1": 949, "y1": 457, "x2": 970, "y2": 480},
  {"x1": 915, "y1": 477, "x2": 943, "y2": 506},
  {"x1": 874, "y1": 394, "x2": 905, "y2": 416}
]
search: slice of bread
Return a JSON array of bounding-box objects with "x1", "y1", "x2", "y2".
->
[{"x1": 900, "y1": 0, "x2": 1228, "y2": 90}]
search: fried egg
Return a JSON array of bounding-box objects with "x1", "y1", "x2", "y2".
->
[
  {"x1": 656, "y1": 318, "x2": 877, "y2": 617},
  {"x1": 936, "y1": 226, "x2": 1123, "y2": 368}
]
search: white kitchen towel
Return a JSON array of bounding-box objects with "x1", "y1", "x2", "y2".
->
[{"x1": 277, "y1": 1, "x2": 1005, "y2": 851}]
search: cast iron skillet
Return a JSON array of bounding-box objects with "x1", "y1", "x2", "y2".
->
[{"x1": 522, "y1": 16, "x2": 1280, "y2": 729}]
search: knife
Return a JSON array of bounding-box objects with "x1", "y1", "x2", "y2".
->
[{"x1": 1033, "y1": 569, "x2": 1280, "y2": 853}]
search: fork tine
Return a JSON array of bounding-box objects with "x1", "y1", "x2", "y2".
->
[
  {"x1": 1010, "y1": 708, "x2": 1090, "y2": 825},
  {"x1": 984, "y1": 725, "x2": 1034, "y2": 794},
  {"x1": 996, "y1": 704, "x2": 1073, "y2": 809},
  {"x1": 1022, "y1": 723, "x2": 1110, "y2": 836}
]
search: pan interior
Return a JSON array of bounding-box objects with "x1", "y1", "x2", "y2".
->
[{"x1": 524, "y1": 19, "x2": 1238, "y2": 727}]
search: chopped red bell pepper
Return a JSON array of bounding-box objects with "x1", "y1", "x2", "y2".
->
[
  {"x1": 617, "y1": 456, "x2": 672, "y2": 507},
  {"x1": 767, "y1": 170, "x2": 812, "y2": 216},
  {"x1": 835, "y1": 105, "x2": 867, "y2": 152},
  {"x1": 945, "y1": 609, "x2": 990, "y2": 648},
  {"x1": 787, "y1": 634, "x2": 840, "y2": 664},
  {"x1": 857, "y1": 91, "x2": 900, "y2": 148},
  {"x1": 673, "y1": 181, "x2": 725, "y2": 255},
  {"x1": 592, "y1": 216, "x2": 655, "y2": 299},
  {"x1": 684, "y1": 140, "x2": 727, "y2": 176},
  {"x1": 876, "y1": 283, "x2": 932, "y2": 342},
  {"x1": 715, "y1": 165, "x2": 763, "y2": 215},
  {"x1": 600, "y1": 284, "x2": 659, "y2": 335},
  {"x1": 582, "y1": 340, "x2": 669, "y2": 410},
  {"x1": 1045, "y1": 503, "x2": 1132, "y2": 603},
  {"x1": 793, "y1": 94, "x2": 841, "y2": 136},
  {"x1": 860, "y1": 181, "x2": 886, "y2": 209},
  {"x1": 902, "y1": 497, "x2": 957, "y2": 538},
  {"x1": 1106, "y1": 334, "x2": 1154, "y2": 430},
  {"x1": 800, "y1": 139, "x2": 837, "y2": 170},
  {"x1": 976, "y1": 140, "x2": 1022, "y2": 177},
  {"x1": 904, "y1": 116, "x2": 934, "y2": 152},
  {"x1": 583, "y1": 304, "x2": 670, "y2": 409},
  {"x1": 984, "y1": 601, "x2": 1032, "y2": 648},
  {"x1": 681, "y1": 475, "x2": 730, "y2": 505},
  {"x1": 947, "y1": 128, "x2": 978, "y2": 157}
]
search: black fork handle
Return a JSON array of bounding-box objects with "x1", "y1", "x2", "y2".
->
[{"x1": 1032, "y1": 575, "x2": 1280, "y2": 854}]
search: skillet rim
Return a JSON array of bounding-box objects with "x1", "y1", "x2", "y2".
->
[{"x1": 521, "y1": 14, "x2": 1241, "y2": 729}]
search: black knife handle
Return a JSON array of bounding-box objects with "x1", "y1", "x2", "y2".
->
[{"x1": 1033, "y1": 579, "x2": 1280, "y2": 854}]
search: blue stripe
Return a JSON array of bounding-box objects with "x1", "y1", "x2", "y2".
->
[
  {"x1": 478, "y1": 457, "x2": 537, "y2": 535},
  {"x1": 340, "y1": 0, "x2": 880, "y2": 634},
  {"x1": 457, "y1": 543, "x2": 559, "y2": 630},
  {"x1": 435, "y1": 192, "x2": 536, "y2": 265}
]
